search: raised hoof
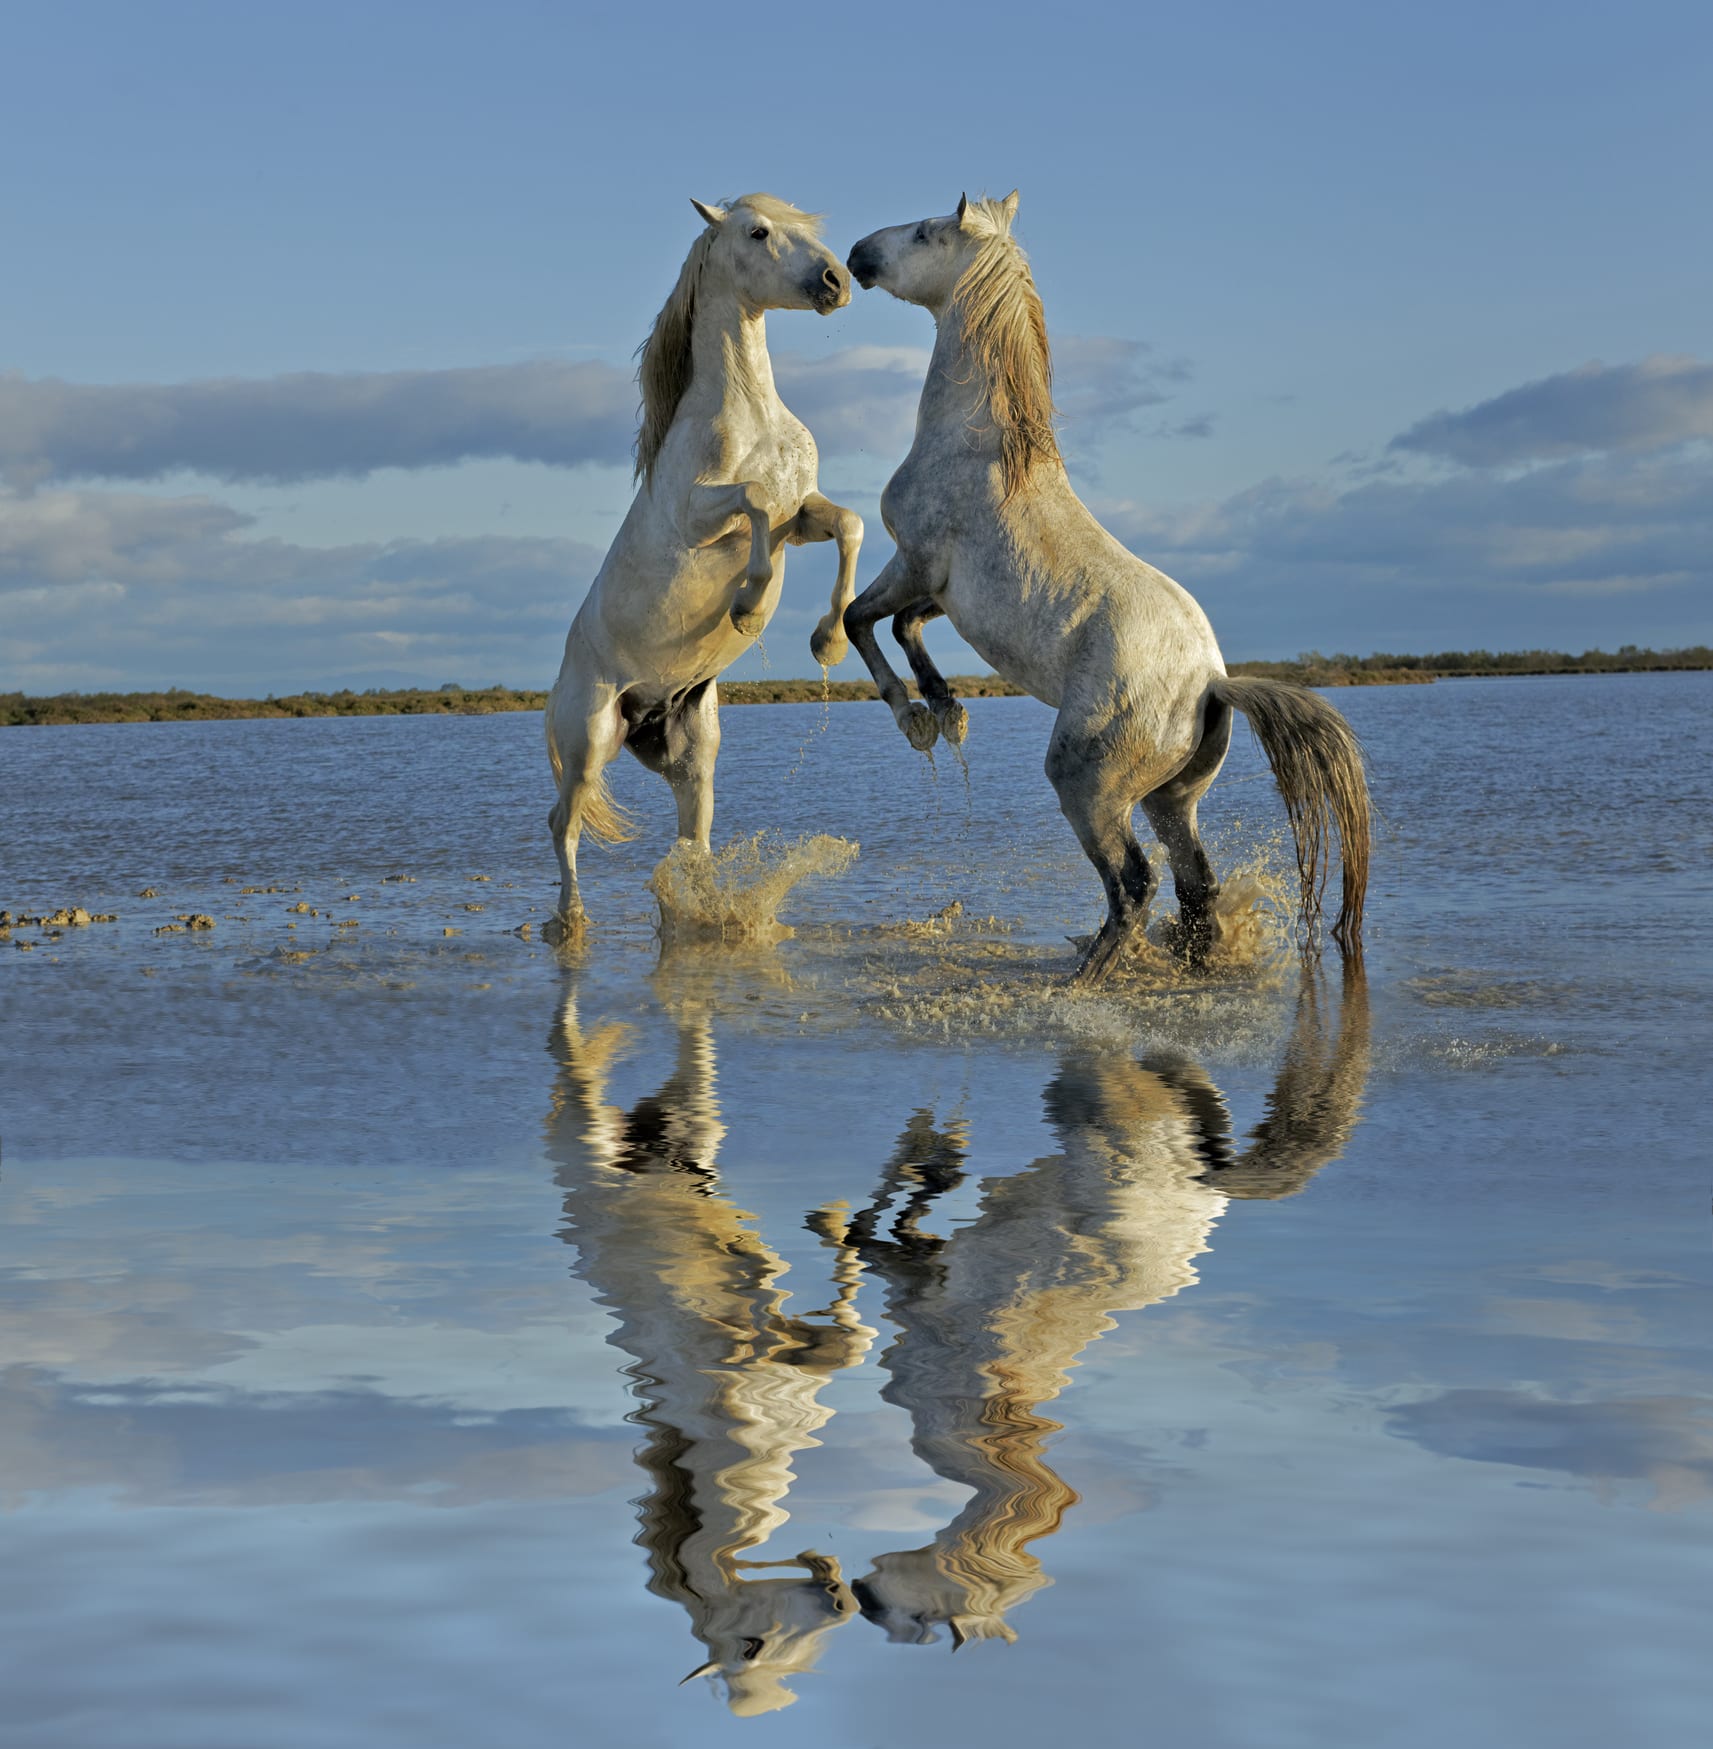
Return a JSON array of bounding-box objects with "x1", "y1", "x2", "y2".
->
[
  {"x1": 809, "y1": 623, "x2": 848, "y2": 668},
  {"x1": 730, "y1": 605, "x2": 767, "y2": 638},
  {"x1": 933, "y1": 699, "x2": 969, "y2": 746},
  {"x1": 902, "y1": 702, "x2": 940, "y2": 752}
]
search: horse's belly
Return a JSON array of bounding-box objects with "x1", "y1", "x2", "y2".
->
[
  {"x1": 597, "y1": 547, "x2": 789, "y2": 694},
  {"x1": 939, "y1": 570, "x2": 1066, "y2": 709}
]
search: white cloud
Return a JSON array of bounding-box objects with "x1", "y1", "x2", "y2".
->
[
  {"x1": 1390, "y1": 355, "x2": 1713, "y2": 469},
  {"x1": 0, "y1": 361, "x2": 639, "y2": 487},
  {"x1": 0, "y1": 484, "x2": 603, "y2": 691}
]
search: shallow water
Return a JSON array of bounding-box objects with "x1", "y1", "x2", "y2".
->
[{"x1": 1, "y1": 673, "x2": 1709, "y2": 1747}]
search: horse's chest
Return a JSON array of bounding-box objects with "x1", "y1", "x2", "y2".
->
[
  {"x1": 880, "y1": 460, "x2": 938, "y2": 545},
  {"x1": 732, "y1": 417, "x2": 817, "y2": 504}
]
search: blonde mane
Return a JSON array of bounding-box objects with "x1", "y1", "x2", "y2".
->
[
  {"x1": 949, "y1": 200, "x2": 1060, "y2": 500},
  {"x1": 633, "y1": 195, "x2": 825, "y2": 486}
]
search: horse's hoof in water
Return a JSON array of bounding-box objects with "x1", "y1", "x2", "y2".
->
[
  {"x1": 902, "y1": 703, "x2": 940, "y2": 752},
  {"x1": 1072, "y1": 919, "x2": 1141, "y2": 987},
  {"x1": 731, "y1": 605, "x2": 766, "y2": 638},
  {"x1": 542, "y1": 909, "x2": 588, "y2": 948},
  {"x1": 1174, "y1": 915, "x2": 1219, "y2": 969},
  {"x1": 809, "y1": 623, "x2": 848, "y2": 668},
  {"x1": 934, "y1": 699, "x2": 969, "y2": 746}
]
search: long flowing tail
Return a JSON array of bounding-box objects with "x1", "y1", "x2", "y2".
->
[
  {"x1": 545, "y1": 708, "x2": 636, "y2": 844},
  {"x1": 1207, "y1": 675, "x2": 1371, "y2": 950}
]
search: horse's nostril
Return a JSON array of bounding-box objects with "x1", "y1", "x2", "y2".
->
[{"x1": 822, "y1": 266, "x2": 844, "y2": 291}]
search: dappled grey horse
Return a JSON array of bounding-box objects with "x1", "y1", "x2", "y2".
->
[{"x1": 843, "y1": 193, "x2": 1372, "y2": 982}]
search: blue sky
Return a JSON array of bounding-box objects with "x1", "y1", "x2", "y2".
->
[{"x1": 2, "y1": 0, "x2": 1709, "y2": 692}]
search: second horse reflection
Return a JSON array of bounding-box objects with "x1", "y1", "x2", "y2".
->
[{"x1": 545, "y1": 972, "x2": 1369, "y2": 1713}]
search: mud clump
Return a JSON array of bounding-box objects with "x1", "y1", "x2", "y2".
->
[
  {"x1": 6, "y1": 906, "x2": 118, "y2": 929},
  {"x1": 648, "y1": 832, "x2": 859, "y2": 944}
]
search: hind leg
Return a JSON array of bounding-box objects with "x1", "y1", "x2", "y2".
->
[
  {"x1": 1046, "y1": 717, "x2": 1160, "y2": 986},
  {"x1": 1142, "y1": 698, "x2": 1233, "y2": 965},
  {"x1": 546, "y1": 678, "x2": 627, "y2": 937},
  {"x1": 627, "y1": 681, "x2": 720, "y2": 851}
]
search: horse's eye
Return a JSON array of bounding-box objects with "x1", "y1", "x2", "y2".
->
[
  {"x1": 750, "y1": 227, "x2": 769, "y2": 241},
  {"x1": 915, "y1": 224, "x2": 928, "y2": 243}
]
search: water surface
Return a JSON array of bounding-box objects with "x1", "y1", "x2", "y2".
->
[{"x1": 2, "y1": 674, "x2": 1709, "y2": 1747}]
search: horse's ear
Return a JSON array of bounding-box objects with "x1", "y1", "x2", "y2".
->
[
  {"x1": 955, "y1": 192, "x2": 973, "y2": 229},
  {"x1": 1000, "y1": 189, "x2": 1020, "y2": 226},
  {"x1": 690, "y1": 198, "x2": 726, "y2": 228}
]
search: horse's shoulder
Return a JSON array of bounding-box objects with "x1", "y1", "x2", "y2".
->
[{"x1": 882, "y1": 439, "x2": 982, "y2": 535}]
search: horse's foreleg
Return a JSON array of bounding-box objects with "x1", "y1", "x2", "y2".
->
[
  {"x1": 844, "y1": 556, "x2": 942, "y2": 753},
  {"x1": 892, "y1": 600, "x2": 967, "y2": 747},
  {"x1": 682, "y1": 480, "x2": 778, "y2": 637},
  {"x1": 790, "y1": 491, "x2": 865, "y2": 668}
]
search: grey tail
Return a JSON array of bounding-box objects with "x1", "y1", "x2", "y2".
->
[{"x1": 1207, "y1": 675, "x2": 1371, "y2": 952}]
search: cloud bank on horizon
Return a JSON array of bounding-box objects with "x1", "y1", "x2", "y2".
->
[{"x1": 1, "y1": 350, "x2": 1709, "y2": 693}]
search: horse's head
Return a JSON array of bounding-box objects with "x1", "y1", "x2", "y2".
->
[
  {"x1": 690, "y1": 194, "x2": 849, "y2": 316},
  {"x1": 846, "y1": 191, "x2": 1021, "y2": 310},
  {"x1": 676, "y1": 1557, "x2": 859, "y2": 1716}
]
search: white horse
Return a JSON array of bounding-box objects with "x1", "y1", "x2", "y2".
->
[
  {"x1": 545, "y1": 993, "x2": 872, "y2": 1715},
  {"x1": 842, "y1": 194, "x2": 1371, "y2": 982},
  {"x1": 848, "y1": 966, "x2": 1370, "y2": 1647},
  {"x1": 545, "y1": 195, "x2": 864, "y2": 936}
]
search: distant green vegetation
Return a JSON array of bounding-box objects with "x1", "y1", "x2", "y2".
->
[
  {"x1": 3, "y1": 649, "x2": 1708, "y2": 726},
  {"x1": 1237, "y1": 645, "x2": 1713, "y2": 685}
]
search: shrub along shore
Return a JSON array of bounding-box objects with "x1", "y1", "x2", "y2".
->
[{"x1": 4, "y1": 648, "x2": 1708, "y2": 726}]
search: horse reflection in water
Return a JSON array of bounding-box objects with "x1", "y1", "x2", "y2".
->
[
  {"x1": 545, "y1": 967, "x2": 1368, "y2": 1706},
  {"x1": 545, "y1": 988, "x2": 874, "y2": 1716},
  {"x1": 850, "y1": 968, "x2": 1370, "y2": 1649}
]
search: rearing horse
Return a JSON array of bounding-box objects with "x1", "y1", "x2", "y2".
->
[
  {"x1": 545, "y1": 195, "x2": 864, "y2": 937},
  {"x1": 843, "y1": 193, "x2": 1372, "y2": 983}
]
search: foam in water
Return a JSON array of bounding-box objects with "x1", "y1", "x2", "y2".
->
[
  {"x1": 848, "y1": 837, "x2": 1301, "y2": 1054},
  {"x1": 648, "y1": 832, "x2": 859, "y2": 944}
]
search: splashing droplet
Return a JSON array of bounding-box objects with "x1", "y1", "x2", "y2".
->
[{"x1": 648, "y1": 832, "x2": 859, "y2": 943}]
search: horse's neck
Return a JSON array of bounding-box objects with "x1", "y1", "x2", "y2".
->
[
  {"x1": 918, "y1": 315, "x2": 990, "y2": 443},
  {"x1": 687, "y1": 289, "x2": 782, "y2": 427}
]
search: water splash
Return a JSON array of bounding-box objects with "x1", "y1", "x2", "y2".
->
[
  {"x1": 1143, "y1": 849, "x2": 1295, "y2": 977},
  {"x1": 648, "y1": 832, "x2": 859, "y2": 944},
  {"x1": 946, "y1": 734, "x2": 974, "y2": 812}
]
